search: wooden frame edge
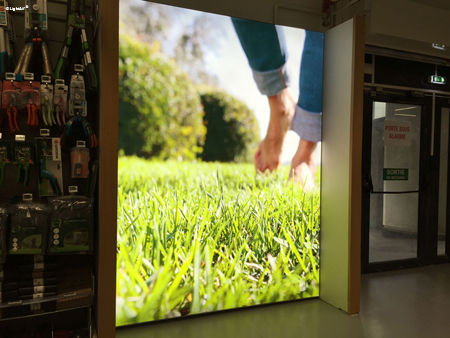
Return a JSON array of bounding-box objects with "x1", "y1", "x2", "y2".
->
[
  {"x1": 348, "y1": 15, "x2": 365, "y2": 314},
  {"x1": 97, "y1": 0, "x2": 119, "y2": 336}
]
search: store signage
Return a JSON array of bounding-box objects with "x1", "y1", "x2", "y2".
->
[
  {"x1": 384, "y1": 120, "x2": 411, "y2": 146},
  {"x1": 428, "y1": 75, "x2": 447, "y2": 85},
  {"x1": 383, "y1": 168, "x2": 409, "y2": 181}
]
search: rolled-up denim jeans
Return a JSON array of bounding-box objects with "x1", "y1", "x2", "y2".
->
[{"x1": 232, "y1": 18, "x2": 323, "y2": 143}]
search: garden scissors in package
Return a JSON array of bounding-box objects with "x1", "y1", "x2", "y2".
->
[
  {"x1": 37, "y1": 139, "x2": 61, "y2": 196},
  {"x1": 14, "y1": 0, "x2": 53, "y2": 79},
  {"x1": 39, "y1": 158, "x2": 60, "y2": 195},
  {"x1": 61, "y1": 115, "x2": 97, "y2": 150},
  {"x1": 26, "y1": 99, "x2": 39, "y2": 129},
  {"x1": 0, "y1": 142, "x2": 11, "y2": 186},
  {"x1": 6, "y1": 95, "x2": 19, "y2": 134},
  {"x1": 41, "y1": 95, "x2": 56, "y2": 126},
  {"x1": 55, "y1": 1, "x2": 97, "y2": 93},
  {"x1": 14, "y1": 144, "x2": 34, "y2": 186},
  {"x1": 56, "y1": 96, "x2": 66, "y2": 126}
]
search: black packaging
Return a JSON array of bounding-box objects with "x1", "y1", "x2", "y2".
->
[
  {"x1": 0, "y1": 205, "x2": 7, "y2": 259},
  {"x1": 48, "y1": 196, "x2": 94, "y2": 253},
  {"x1": 8, "y1": 200, "x2": 50, "y2": 255}
]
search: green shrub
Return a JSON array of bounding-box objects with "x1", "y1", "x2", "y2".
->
[
  {"x1": 119, "y1": 34, "x2": 206, "y2": 160},
  {"x1": 200, "y1": 89, "x2": 260, "y2": 163}
]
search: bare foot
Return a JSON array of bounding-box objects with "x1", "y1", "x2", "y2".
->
[
  {"x1": 289, "y1": 139, "x2": 317, "y2": 190},
  {"x1": 255, "y1": 88, "x2": 296, "y2": 173}
]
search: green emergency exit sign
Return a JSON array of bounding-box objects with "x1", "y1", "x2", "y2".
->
[{"x1": 383, "y1": 168, "x2": 409, "y2": 181}]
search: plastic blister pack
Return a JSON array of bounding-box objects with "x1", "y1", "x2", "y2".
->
[
  {"x1": 7, "y1": 199, "x2": 50, "y2": 255},
  {"x1": 48, "y1": 196, "x2": 94, "y2": 254},
  {"x1": 0, "y1": 205, "x2": 7, "y2": 259}
]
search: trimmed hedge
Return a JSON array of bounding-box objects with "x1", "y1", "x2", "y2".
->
[
  {"x1": 119, "y1": 34, "x2": 205, "y2": 160},
  {"x1": 200, "y1": 89, "x2": 260, "y2": 163}
]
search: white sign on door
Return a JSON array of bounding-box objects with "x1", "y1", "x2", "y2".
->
[{"x1": 384, "y1": 120, "x2": 412, "y2": 146}]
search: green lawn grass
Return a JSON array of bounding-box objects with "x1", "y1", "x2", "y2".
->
[{"x1": 116, "y1": 156, "x2": 320, "y2": 325}]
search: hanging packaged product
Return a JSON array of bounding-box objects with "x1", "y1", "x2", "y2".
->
[
  {"x1": 12, "y1": 141, "x2": 34, "y2": 186},
  {"x1": 14, "y1": 0, "x2": 52, "y2": 80},
  {"x1": 70, "y1": 140, "x2": 89, "y2": 178},
  {"x1": 0, "y1": 140, "x2": 11, "y2": 186},
  {"x1": 54, "y1": 79, "x2": 68, "y2": 127},
  {"x1": 55, "y1": 3, "x2": 97, "y2": 93},
  {"x1": 68, "y1": 65, "x2": 87, "y2": 117},
  {"x1": 0, "y1": 205, "x2": 7, "y2": 258},
  {"x1": 21, "y1": 73, "x2": 40, "y2": 130},
  {"x1": 35, "y1": 135, "x2": 63, "y2": 196},
  {"x1": 40, "y1": 75, "x2": 54, "y2": 127},
  {"x1": 0, "y1": 1, "x2": 8, "y2": 80},
  {"x1": 0, "y1": 1, "x2": 7, "y2": 27},
  {"x1": 48, "y1": 195, "x2": 94, "y2": 253},
  {"x1": 5, "y1": 11, "x2": 15, "y2": 73},
  {"x1": 0, "y1": 81, "x2": 3, "y2": 131},
  {"x1": 2, "y1": 74, "x2": 21, "y2": 134},
  {"x1": 24, "y1": 0, "x2": 48, "y2": 37},
  {"x1": 8, "y1": 196, "x2": 50, "y2": 254},
  {"x1": 61, "y1": 116, "x2": 97, "y2": 150}
]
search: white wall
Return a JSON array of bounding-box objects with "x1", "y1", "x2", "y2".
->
[{"x1": 366, "y1": 0, "x2": 450, "y2": 58}]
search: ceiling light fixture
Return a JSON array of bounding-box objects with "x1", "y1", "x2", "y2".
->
[
  {"x1": 432, "y1": 43, "x2": 446, "y2": 50},
  {"x1": 395, "y1": 107, "x2": 417, "y2": 111},
  {"x1": 395, "y1": 113, "x2": 416, "y2": 117}
]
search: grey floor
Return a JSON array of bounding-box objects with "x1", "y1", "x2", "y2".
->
[
  {"x1": 369, "y1": 228, "x2": 446, "y2": 262},
  {"x1": 369, "y1": 228, "x2": 417, "y2": 262},
  {"x1": 116, "y1": 264, "x2": 450, "y2": 338}
]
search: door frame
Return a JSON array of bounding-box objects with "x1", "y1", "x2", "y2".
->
[
  {"x1": 428, "y1": 96, "x2": 450, "y2": 264},
  {"x1": 361, "y1": 90, "x2": 433, "y2": 273}
]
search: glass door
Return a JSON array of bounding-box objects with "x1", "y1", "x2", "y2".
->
[
  {"x1": 430, "y1": 97, "x2": 450, "y2": 261},
  {"x1": 361, "y1": 93, "x2": 432, "y2": 272}
]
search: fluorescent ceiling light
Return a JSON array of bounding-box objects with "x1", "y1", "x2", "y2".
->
[
  {"x1": 395, "y1": 107, "x2": 417, "y2": 112},
  {"x1": 395, "y1": 113, "x2": 416, "y2": 117}
]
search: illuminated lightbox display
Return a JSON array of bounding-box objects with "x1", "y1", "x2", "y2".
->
[{"x1": 117, "y1": 0, "x2": 323, "y2": 325}]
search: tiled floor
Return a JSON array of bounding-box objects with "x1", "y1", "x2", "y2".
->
[{"x1": 116, "y1": 264, "x2": 450, "y2": 338}]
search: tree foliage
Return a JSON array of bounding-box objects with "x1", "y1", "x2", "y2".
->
[
  {"x1": 119, "y1": 34, "x2": 206, "y2": 160},
  {"x1": 119, "y1": 1, "x2": 171, "y2": 46},
  {"x1": 200, "y1": 89, "x2": 260, "y2": 163},
  {"x1": 119, "y1": 0, "x2": 222, "y2": 86},
  {"x1": 174, "y1": 14, "x2": 222, "y2": 86}
]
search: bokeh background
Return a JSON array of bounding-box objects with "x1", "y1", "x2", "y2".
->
[{"x1": 119, "y1": 0, "x2": 321, "y2": 164}]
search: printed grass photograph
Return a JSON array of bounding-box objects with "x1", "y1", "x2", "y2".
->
[
  {"x1": 117, "y1": 0, "x2": 323, "y2": 326},
  {"x1": 116, "y1": 159, "x2": 320, "y2": 325}
]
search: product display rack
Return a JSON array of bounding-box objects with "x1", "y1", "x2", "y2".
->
[
  {"x1": 0, "y1": 268, "x2": 95, "y2": 320},
  {"x1": 0, "y1": 1, "x2": 104, "y2": 337}
]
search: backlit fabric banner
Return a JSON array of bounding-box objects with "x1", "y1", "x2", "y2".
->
[{"x1": 117, "y1": 0, "x2": 323, "y2": 325}]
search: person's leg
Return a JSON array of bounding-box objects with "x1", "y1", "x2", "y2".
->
[
  {"x1": 290, "y1": 31, "x2": 324, "y2": 188},
  {"x1": 231, "y1": 18, "x2": 290, "y2": 95},
  {"x1": 232, "y1": 18, "x2": 296, "y2": 172}
]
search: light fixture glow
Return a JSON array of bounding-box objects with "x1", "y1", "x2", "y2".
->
[
  {"x1": 432, "y1": 43, "x2": 446, "y2": 50},
  {"x1": 428, "y1": 75, "x2": 447, "y2": 85},
  {"x1": 395, "y1": 107, "x2": 417, "y2": 111},
  {"x1": 395, "y1": 113, "x2": 416, "y2": 117}
]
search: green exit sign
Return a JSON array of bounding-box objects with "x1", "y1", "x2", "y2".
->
[
  {"x1": 383, "y1": 168, "x2": 409, "y2": 181},
  {"x1": 428, "y1": 75, "x2": 447, "y2": 85}
]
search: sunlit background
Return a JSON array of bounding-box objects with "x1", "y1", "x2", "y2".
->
[{"x1": 120, "y1": 0, "x2": 321, "y2": 165}]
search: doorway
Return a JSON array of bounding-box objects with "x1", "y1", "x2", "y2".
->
[{"x1": 361, "y1": 86, "x2": 450, "y2": 273}]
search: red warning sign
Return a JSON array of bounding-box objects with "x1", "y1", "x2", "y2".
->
[{"x1": 384, "y1": 120, "x2": 411, "y2": 146}]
